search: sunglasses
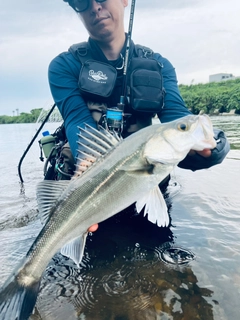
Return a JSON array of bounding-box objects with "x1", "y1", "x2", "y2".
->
[{"x1": 64, "y1": 0, "x2": 107, "y2": 13}]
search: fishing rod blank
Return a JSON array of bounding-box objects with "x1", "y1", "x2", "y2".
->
[
  {"x1": 105, "y1": 0, "x2": 137, "y2": 133},
  {"x1": 119, "y1": 0, "x2": 136, "y2": 106}
]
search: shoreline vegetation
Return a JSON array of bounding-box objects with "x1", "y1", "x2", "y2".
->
[
  {"x1": 0, "y1": 78, "x2": 239, "y2": 124},
  {"x1": 179, "y1": 78, "x2": 240, "y2": 116}
]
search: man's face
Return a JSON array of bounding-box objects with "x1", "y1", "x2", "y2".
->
[{"x1": 78, "y1": 0, "x2": 128, "y2": 42}]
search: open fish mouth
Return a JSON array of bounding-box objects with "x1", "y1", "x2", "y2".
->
[{"x1": 191, "y1": 115, "x2": 217, "y2": 150}]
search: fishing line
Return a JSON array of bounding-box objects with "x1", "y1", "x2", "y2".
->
[{"x1": 17, "y1": 103, "x2": 56, "y2": 183}]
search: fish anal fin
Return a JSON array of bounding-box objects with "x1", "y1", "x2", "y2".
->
[
  {"x1": 135, "y1": 186, "x2": 169, "y2": 227},
  {"x1": 60, "y1": 233, "x2": 88, "y2": 267}
]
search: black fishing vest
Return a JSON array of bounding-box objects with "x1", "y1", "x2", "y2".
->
[{"x1": 68, "y1": 41, "x2": 164, "y2": 117}]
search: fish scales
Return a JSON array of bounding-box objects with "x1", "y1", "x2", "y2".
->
[
  {"x1": 20, "y1": 131, "x2": 155, "y2": 278},
  {"x1": 25, "y1": 132, "x2": 163, "y2": 277},
  {"x1": 0, "y1": 115, "x2": 217, "y2": 320}
]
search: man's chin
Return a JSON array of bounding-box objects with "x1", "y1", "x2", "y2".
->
[{"x1": 90, "y1": 29, "x2": 114, "y2": 42}]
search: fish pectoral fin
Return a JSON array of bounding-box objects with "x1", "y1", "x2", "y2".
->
[
  {"x1": 135, "y1": 186, "x2": 170, "y2": 227},
  {"x1": 60, "y1": 233, "x2": 88, "y2": 267},
  {"x1": 37, "y1": 180, "x2": 70, "y2": 224}
]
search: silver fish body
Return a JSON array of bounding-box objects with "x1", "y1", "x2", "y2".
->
[{"x1": 0, "y1": 115, "x2": 216, "y2": 320}]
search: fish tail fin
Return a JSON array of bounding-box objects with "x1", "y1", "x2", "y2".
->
[{"x1": 0, "y1": 275, "x2": 40, "y2": 320}]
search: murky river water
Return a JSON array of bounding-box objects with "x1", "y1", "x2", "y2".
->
[{"x1": 0, "y1": 116, "x2": 239, "y2": 320}]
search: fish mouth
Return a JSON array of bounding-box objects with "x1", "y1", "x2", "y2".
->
[
  {"x1": 200, "y1": 115, "x2": 217, "y2": 147},
  {"x1": 192, "y1": 115, "x2": 217, "y2": 150}
]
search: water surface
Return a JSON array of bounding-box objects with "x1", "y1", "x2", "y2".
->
[{"x1": 0, "y1": 116, "x2": 239, "y2": 320}]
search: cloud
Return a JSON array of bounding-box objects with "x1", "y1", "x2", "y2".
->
[
  {"x1": 0, "y1": 0, "x2": 87, "y2": 115},
  {"x1": 0, "y1": 0, "x2": 240, "y2": 115},
  {"x1": 130, "y1": 0, "x2": 205, "y2": 10},
  {"x1": 130, "y1": 0, "x2": 240, "y2": 83}
]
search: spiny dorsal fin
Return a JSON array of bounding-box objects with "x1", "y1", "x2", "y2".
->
[
  {"x1": 78, "y1": 124, "x2": 120, "y2": 149},
  {"x1": 36, "y1": 180, "x2": 70, "y2": 224},
  {"x1": 73, "y1": 125, "x2": 121, "y2": 177}
]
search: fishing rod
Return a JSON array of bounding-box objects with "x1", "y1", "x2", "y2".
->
[
  {"x1": 119, "y1": 0, "x2": 136, "y2": 106},
  {"x1": 17, "y1": 103, "x2": 56, "y2": 183},
  {"x1": 105, "y1": 0, "x2": 136, "y2": 133}
]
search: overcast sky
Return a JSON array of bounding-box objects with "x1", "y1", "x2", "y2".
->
[{"x1": 1, "y1": 0, "x2": 239, "y2": 116}]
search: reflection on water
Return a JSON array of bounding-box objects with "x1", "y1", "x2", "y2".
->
[
  {"x1": 0, "y1": 116, "x2": 239, "y2": 320},
  {"x1": 32, "y1": 199, "x2": 215, "y2": 320},
  {"x1": 35, "y1": 255, "x2": 215, "y2": 320},
  {"x1": 210, "y1": 115, "x2": 240, "y2": 150}
]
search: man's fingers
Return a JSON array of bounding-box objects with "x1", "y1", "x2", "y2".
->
[
  {"x1": 88, "y1": 224, "x2": 99, "y2": 232},
  {"x1": 197, "y1": 149, "x2": 212, "y2": 157},
  {"x1": 188, "y1": 149, "x2": 212, "y2": 158}
]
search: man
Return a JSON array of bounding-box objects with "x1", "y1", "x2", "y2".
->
[{"x1": 48, "y1": 0, "x2": 229, "y2": 231}]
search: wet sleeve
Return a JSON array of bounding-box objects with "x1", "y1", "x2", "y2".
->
[
  {"x1": 178, "y1": 128, "x2": 230, "y2": 171},
  {"x1": 153, "y1": 53, "x2": 191, "y2": 123},
  {"x1": 48, "y1": 52, "x2": 97, "y2": 157},
  {"x1": 153, "y1": 53, "x2": 230, "y2": 170}
]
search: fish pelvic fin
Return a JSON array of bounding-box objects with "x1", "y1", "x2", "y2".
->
[
  {"x1": 135, "y1": 186, "x2": 170, "y2": 227},
  {"x1": 61, "y1": 233, "x2": 88, "y2": 267},
  {"x1": 74, "y1": 124, "x2": 121, "y2": 177},
  {"x1": 0, "y1": 274, "x2": 40, "y2": 320}
]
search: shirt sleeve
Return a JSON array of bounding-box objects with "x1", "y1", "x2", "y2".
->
[
  {"x1": 153, "y1": 53, "x2": 230, "y2": 170},
  {"x1": 178, "y1": 128, "x2": 230, "y2": 171},
  {"x1": 153, "y1": 53, "x2": 192, "y2": 122},
  {"x1": 48, "y1": 52, "x2": 97, "y2": 157}
]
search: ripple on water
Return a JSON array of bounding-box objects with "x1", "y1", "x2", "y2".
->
[{"x1": 1, "y1": 118, "x2": 240, "y2": 320}]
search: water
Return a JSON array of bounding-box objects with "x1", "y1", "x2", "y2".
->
[{"x1": 0, "y1": 116, "x2": 239, "y2": 320}]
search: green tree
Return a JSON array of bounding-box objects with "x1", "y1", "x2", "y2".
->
[
  {"x1": 179, "y1": 78, "x2": 240, "y2": 115},
  {"x1": 0, "y1": 108, "x2": 43, "y2": 124}
]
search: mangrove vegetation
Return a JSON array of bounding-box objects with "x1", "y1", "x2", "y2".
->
[
  {"x1": 179, "y1": 78, "x2": 240, "y2": 115},
  {"x1": 0, "y1": 108, "x2": 42, "y2": 124}
]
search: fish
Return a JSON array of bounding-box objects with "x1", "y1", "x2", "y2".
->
[{"x1": 0, "y1": 114, "x2": 216, "y2": 320}]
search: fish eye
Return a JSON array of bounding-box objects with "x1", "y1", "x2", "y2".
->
[{"x1": 177, "y1": 122, "x2": 188, "y2": 131}]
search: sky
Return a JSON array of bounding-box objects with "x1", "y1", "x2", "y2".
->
[{"x1": 0, "y1": 0, "x2": 240, "y2": 116}]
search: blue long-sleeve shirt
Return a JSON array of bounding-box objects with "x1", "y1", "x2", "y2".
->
[
  {"x1": 48, "y1": 40, "x2": 229, "y2": 170},
  {"x1": 49, "y1": 49, "x2": 190, "y2": 148}
]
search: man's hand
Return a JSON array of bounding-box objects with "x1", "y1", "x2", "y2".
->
[{"x1": 188, "y1": 148, "x2": 212, "y2": 157}]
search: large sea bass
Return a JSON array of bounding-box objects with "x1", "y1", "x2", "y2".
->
[{"x1": 0, "y1": 115, "x2": 216, "y2": 320}]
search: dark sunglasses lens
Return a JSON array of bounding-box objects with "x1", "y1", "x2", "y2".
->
[
  {"x1": 68, "y1": 0, "x2": 106, "y2": 12},
  {"x1": 71, "y1": 0, "x2": 89, "y2": 12}
]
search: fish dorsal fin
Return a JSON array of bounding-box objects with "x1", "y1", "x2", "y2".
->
[
  {"x1": 61, "y1": 233, "x2": 88, "y2": 267},
  {"x1": 36, "y1": 180, "x2": 70, "y2": 224},
  {"x1": 135, "y1": 186, "x2": 170, "y2": 227},
  {"x1": 74, "y1": 125, "x2": 121, "y2": 177}
]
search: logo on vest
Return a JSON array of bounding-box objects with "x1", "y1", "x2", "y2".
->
[{"x1": 88, "y1": 70, "x2": 108, "y2": 83}]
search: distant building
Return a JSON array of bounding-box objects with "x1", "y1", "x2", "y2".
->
[{"x1": 209, "y1": 73, "x2": 235, "y2": 83}]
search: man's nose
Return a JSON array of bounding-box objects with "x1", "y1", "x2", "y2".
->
[{"x1": 89, "y1": 0, "x2": 103, "y2": 12}]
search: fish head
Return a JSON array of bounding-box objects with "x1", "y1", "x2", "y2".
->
[{"x1": 143, "y1": 115, "x2": 216, "y2": 165}]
